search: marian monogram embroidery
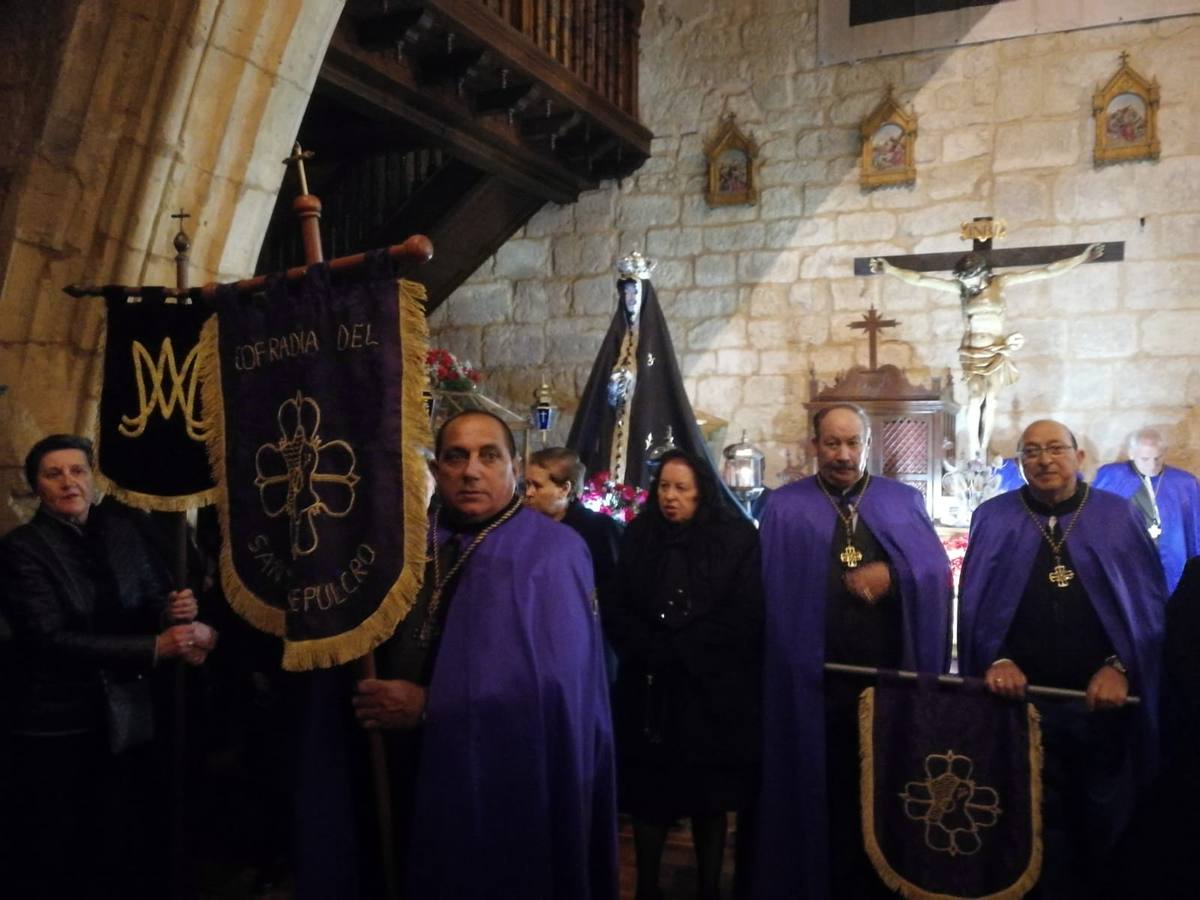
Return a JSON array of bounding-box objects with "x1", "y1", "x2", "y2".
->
[
  {"x1": 119, "y1": 339, "x2": 205, "y2": 440},
  {"x1": 255, "y1": 392, "x2": 360, "y2": 559},
  {"x1": 899, "y1": 750, "x2": 1001, "y2": 856}
]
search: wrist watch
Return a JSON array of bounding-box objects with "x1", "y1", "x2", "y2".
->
[{"x1": 1103, "y1": 654, "x2": 1127, "y2": 675}]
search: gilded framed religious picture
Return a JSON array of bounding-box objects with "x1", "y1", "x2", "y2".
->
[
  {"x1": 1093, "y1": 52, "x2": 1160, "y2": 165},
  {"x1": 704, "y1": 115, "x2": 759, "y2": 207},
  {"x1": 860, "y1": 88, "x2": 916, "y2": 189}
]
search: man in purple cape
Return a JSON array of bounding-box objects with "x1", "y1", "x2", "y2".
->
[
  {"x1": 753, "y1": 405, "x2": 951, "y2": 900},
  {"x1": 959, "y1": 419, "x2": 1165, "y2": 898},
  {"x1": 1093, "y1": 427, "x2": 1200, "y2": 594},
  {"x1": 354, "y1": 411, "x2": 617, "y2": 899}
]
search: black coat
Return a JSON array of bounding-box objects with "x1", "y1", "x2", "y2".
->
[
  {"x1": 602, "y1": 509, "x2": 763, "y2": 774},
  {"x1": 0, "y1": 501, "x2": 168, "y2": 735}
]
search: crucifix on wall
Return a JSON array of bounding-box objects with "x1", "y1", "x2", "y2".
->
[{"x1": 857, "y1": 217, "x2": 1121, "y2": 462}]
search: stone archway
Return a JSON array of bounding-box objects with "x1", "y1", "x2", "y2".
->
[{"x1": 0, "y1": 0, "x2": 343, "y2": 529}]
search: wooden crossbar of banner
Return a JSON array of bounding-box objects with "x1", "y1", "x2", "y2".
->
[
  {"x1": 824, "y1": 662, "x2": 1141, "y2": 706},
  {"x1": 61, "y1": 234, "x2": 433, "y2": 301}
]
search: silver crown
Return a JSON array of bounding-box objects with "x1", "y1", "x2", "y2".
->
[{"x1": 616, "y1": 251, "x2": 657, "y2": 280}]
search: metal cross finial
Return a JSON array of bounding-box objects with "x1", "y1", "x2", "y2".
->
[
  {"x1": 1120, "y1": 50, "x2": 1130, "y2": 66},
  {"x1": 848, "y1": 305, "x2": 899, "y2": 371},
  {"x1": 171, "y1": 208, "x2": 191, "y2": 254},
  {"x1": 283, "y1": 142, "x2": 316, "y2": 195}
]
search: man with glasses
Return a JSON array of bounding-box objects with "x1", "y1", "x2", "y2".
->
[
  {"x1": 958, "y1": 419, "x2": 1165, "y2": 898},
  {"x1": 1094, "y1": 428, "x2": 1200, "y2": 593}
]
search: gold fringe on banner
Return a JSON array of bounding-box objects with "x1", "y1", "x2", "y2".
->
[
  {"x1": 858, "y1": 688, "x2": 1044, "y2": 900},
  {"x1": 91, "y1": 309, "x2": 217, "y2": 512},
  {"x1": 196, "y1": 312, "x2": 286, "y2": 637},
  {"x1": 281, "y1": 278, "x2": 431, "y2": 671}
]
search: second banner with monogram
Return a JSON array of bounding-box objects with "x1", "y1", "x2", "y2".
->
[
  {"x1": 199, "y1": 253, "x2": 430, "y2": 670},
  {"x1": 860, "y1": 679, "x2": 1043, "y2": 900}
]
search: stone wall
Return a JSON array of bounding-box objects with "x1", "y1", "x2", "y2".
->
[
  {"x1": 0, "y1": 0, "x2": 342, "y2": 530},
  {"x1": 429, "y1": 1, "x2": 1200, "y2": 485}
]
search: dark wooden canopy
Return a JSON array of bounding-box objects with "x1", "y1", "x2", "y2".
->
[{"x1": 257, "y1": 0, "x2": 652, "y2": 313}]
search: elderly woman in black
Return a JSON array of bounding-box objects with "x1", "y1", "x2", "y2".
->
[
  {"x1": 0, "y1": 434, "x2": 217, "y2": 897},
  {"x1": 602, "y1": 448, "x2": 763, "y2": 900}
]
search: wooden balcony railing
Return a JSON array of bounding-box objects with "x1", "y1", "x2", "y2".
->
[{"x1": 476, "y1": 0, "x2": 642, "y2": 117}]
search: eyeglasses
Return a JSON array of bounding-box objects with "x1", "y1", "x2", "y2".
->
[{"x1": 1020, "y1": 444, "x2": 1073, "y2": 461}]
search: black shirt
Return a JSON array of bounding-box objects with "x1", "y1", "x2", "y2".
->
[{"x1": 1001, "y1": 483, "x2": 1113, "y2": 691}]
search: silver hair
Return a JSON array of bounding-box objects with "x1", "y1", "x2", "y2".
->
[{"x1": 1127, "y1": 427, "x2": 1167, "y2": 453}]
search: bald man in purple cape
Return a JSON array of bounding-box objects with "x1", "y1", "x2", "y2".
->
[
  {"x1": 1093, "y1": 427, "x2": 1200, "y2": 594},
  {"x1": 353, "y1": 411, "x2": 617, "y2": 899},
  {"x1": 959, "y1": 419, "x2": 1164, "y2": 899},
  {"x1": 753, "y1": 405, "x2": 951, "y2": 900}
]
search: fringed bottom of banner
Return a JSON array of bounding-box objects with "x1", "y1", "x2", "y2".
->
[
  {"x1": 858, "y1": 688, "x2": 1045, "y2": 900},
  {"x1": 280, "y1": 278, "x2": 432, "y2": 671}
]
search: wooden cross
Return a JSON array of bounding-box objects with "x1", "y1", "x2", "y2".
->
[
  {"x1": 854, "y1": 216, "x2": 1123, "y2": 275},
  {"x1": 849, "y1": 305, "x2": 898, "y2": 371}
]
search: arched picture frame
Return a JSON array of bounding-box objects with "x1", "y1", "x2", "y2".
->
[
  {"x1": 1093, "y1": 52, "x2": 1160, "y2": 165},
  {"x1": 860, "y1": 89, "x2": 916, "y2": 189},
  {"x1": 705, "y1": 115, "x2": 759, "y2": 207}
]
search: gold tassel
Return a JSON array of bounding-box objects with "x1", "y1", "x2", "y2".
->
[{"x1": 280, "y1": 278, "x2": 432, "y2": 670}]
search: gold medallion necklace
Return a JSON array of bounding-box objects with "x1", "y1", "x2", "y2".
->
[
  {"x1": 1018, "y1": 483, "x2": 1091, "y2": 589},
  {"x1": 419, "y1": 494, "x2": 522, "y2": 644},
  {"x1": 817, "y1": 473, "x2": 871, "y2": 569}
]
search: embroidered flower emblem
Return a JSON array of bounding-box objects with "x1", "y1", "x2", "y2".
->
[
  {"x1": 255, "y1": 391, "x2": 359, "y2": 558},
  {"x1": 900, "y1": 750, "x2": 1001, "y2": 856}
]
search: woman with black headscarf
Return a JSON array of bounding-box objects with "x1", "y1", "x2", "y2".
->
[{"x1": 602, "y1": 448, "x2": 763, "y2": 900}]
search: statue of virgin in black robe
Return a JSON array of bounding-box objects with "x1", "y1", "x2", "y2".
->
[{"x1": 567, "y1": 253, "x2": 740, "y2": 513}]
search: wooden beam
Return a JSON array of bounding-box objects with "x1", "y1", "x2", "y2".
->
[
  {"x1": 854, "y1": 242, "x2": 1124, "y2": 276},
  {"x1": 321, "y1": 33, "x2": 594, "y2": 204}
]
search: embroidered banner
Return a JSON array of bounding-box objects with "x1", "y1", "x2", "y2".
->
[
  {"x1": 95, "y1": 288, "x2": 216, "y2": 511},
  {"x1": 198, "y1": 253, "x2": 430, "y2": 670},
  {"x1": 860, "y1": 680, "x2": 1043, "y2": 900}
]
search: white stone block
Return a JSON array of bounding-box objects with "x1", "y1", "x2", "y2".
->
[
  {"x1": 758, "y1": 186, "x2": 806, "y2": 221},
  {"x1": 696, "y1": 254, "x2": 737, "y2": 286},
  {"x1": 525, "y1": 202, "x2": 575, "y2": 238},
  {"x1": 513, "y1": 280, "x2": 571, "y2": 323},
  {"x1": 747, "y1": 320, "x2": 790, "y2": 349},
  {"x1": 681, "y1": 194, "x2": 761, "y2": 226},
  {"x1": 575, "y1": 190, "x2": 617, "y2": 233},
  {"x1": 703, "y1": 223, "x2": 766, "y2": 253},
  {"x1": 1113, "y1": 359, "x2": 1196, "y2": 408},
  {"x1": 445, "y1": 282, "x2": 512, "y2": 326},
  {"x1": 738, "y1": 250, "x2": 800, "y2": 283},
  {"x1": 1141, "y1": 311, "x2": 1200, "y2": 355},
  {"x1": 765, "y1": 218, "x2": 837, "y2": 249},
  {"x1": 688, "y1": 318, "x2": 748, "y2": 350},
  {"x1": 573, "y1": 275, "x2": 617, "y2": 317},
  {"x1": 494, "y1": 239, "x2": 551, "y2": 279},
  {"x1": 1068, "y1": 315, "x2": 1139, "y2": 358},
  {"x1": 483, "y1": 325, "x2": 546, "y2": 368},
  {"x1": 670, "y1": 288, "x2": 740, "y2": 319},
  {"x1": 744, "y1": 284, "x2": 789, "y2": 318},
  {"x1": 993, "y1": 175, "x2": 1052, "y2": 223},
  {"x1": 995, "y1": 119, "x2": 1082, "y2": 172},
  {"x1": 836, "y1": 211, "x2": 897, "y2": 243},
  {"x1": 717, "y1": 348, "x2": 759, "y2": 375},
  {"x1": 646, "y1": 227, "x2": 704, "y2": 258},
  {"x1": 1121, "y1": 262, "x2": 1200, "y2": 310},
  {"x1": 680, "y1": 351, "x2": 719, "y2": 377},
  {"x1": 553, "y1": 233, "x2": 618, "y2": 276},
  {"x1": 697, "y1": 376, "x2": 744, "y2": 412}
]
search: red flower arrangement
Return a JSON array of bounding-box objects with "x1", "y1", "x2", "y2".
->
[
  {"x1": 579, "y1": 470, "x2": 647, "y2": 523},
  {"x1": 941, "y1": 532, "x2": 969, "y2": 592},
  {"x1": 426, "y1": 347, "x2": 482, "y2": 391}
]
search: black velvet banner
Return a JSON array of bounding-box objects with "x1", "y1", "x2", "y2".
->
[
  {"x1": 199, "y1": 254, "x2": 430, "y2": 670},
  {"x1": 96, "y1": 288, "x2": 215, "y2": 510},
  {"x1": 860, "y1": 678, "x2": 1043, "y2": 900}
]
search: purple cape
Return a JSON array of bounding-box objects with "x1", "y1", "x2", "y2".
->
[
  {"x1": 957, "y1": 487, "x2": 1165, "y2": 790},
  {"x1": 1093, "y1": 462, "x2": 1200, "y2": 594},
  {"x1": 405, "y1": 507, "x2": 618, "y2": 899},
  {"x1": 753, "y1": 476, "x2": 952, "y2": 900}
]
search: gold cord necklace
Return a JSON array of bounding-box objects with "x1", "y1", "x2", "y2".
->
[
  {"x1": 1018, "y1": 483, "x2": 1091, "y2": 589},
  {"x1": 816, "y1": 473, "x2": 871, "y2": 569},
  {"x1": 419, "y1": 494, "x2": 522, "y2": 644}
]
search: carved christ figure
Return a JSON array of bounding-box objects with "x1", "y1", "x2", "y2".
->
[{"x1": 870, "y1": 243, "x2": 1104, "y2": 460}]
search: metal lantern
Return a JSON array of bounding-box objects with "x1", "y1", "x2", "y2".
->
[
  {"x1": 722, "y1": 431, "x2": 765, "y2": 516},
  {"x1": 531, "y1": 378, "x2": 559, "y2": 439}
]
